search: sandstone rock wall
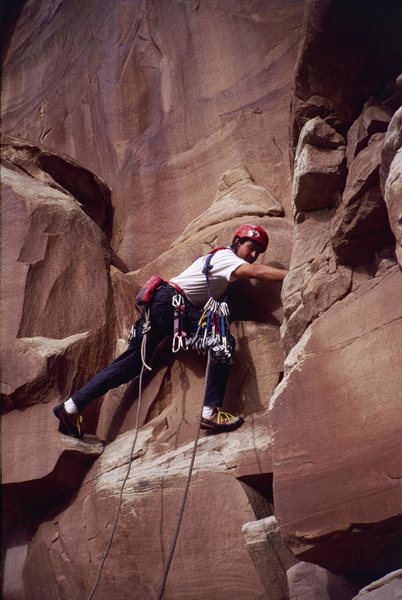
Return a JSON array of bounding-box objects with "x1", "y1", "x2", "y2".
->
[
  {"x1": 2, "y1": 2, "x2": 301, "y2": 599},
  {"x1": 270, "y1": 0, "x2": 402, "y2": 593},
  {"x1": 2, "y1": 0, "x2": 302, "y2": 270},
  {"x1": 2, "y1": 1, "x2": 402, "y2": 599}
]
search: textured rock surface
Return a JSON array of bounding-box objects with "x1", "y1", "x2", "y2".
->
[
  {"x1": 382, "y1": 107, "x2": 402, "y2": 266},
  {"x1": 291, "y1": 117, "x2": 346, "y2": 213},
  {"x1": 23, "y1": 423, "x2": 277, "y2": 600},
  {"x1": 380, "y1": 106, "x2": 402, "y2": 194},
  {"x1": 2, "y1": 0, "x2": 303, "y2": 270},
  {"x1": 346, "y1": 103, "x2": 393, "y2": 168},
  {"x1": 271, "y1": 266, "x2": 402, "y2": 576},
  {"x1": 352, "y1": 570, "x2": 402, "y2": 599},
  {"x1": 331, "y1": 182, "x2": 394, "y2": 267},
  {"x1": 291, "y1": 0, "x2": 402, "y2": 152},
  {"x1": 1, "y1": 135, "x2": 113, "y2": 236},
  {"x1": 287, "y1": 562, "x2": 358, "y2": 600},
  {"x1": 243, "y1": 516, "x2": 297, "y2": 599},
  {"x1": 292, "y1": 143, "x2": 346, "y2": 212},
  {"x1": 2, "y1": 0, "x2": 402, "y2": 598},
  {"x1": 1, "y1": 2, "x2": 300, "y2": 599},
  {"x1": 278, "y1": 0, "x2": 402, "y2": 580}
]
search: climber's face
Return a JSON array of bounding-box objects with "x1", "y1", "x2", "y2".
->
[{"x1": 236, "y1": 240, "x2": 262, "y2": 264}]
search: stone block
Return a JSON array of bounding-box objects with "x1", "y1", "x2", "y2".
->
[
  {"x1": 343, "y1": 134, "x2": 384, "y2": 205},
  {"x1": 352, "y1": 570, "x2": 402, "y2": 600},
  {"x1": 243, "y1": 516, "x2": 297, "y2": 599},
  {"x1": 287, "y1": 562, "x2": 358, "y2": 600},
  {"x1": 292, "y1": 144, "x2": 346, "y2": 212},
  {"x1": 347, "y1": 104, "x2": 393, "y2": 167},
  {"x1": 296, "y1": 117, "x2": 345, "y2": 155},
  {"x1": 380, "y1": 106, "x2": 402, "y2": 194},
  {"x1": 331, "y1": 185, "x2": 394, "y2": 266}
]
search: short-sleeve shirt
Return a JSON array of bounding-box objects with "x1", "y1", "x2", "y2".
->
[{"x1": 170, "y1": 248, "x2": 246, "y2": 308}]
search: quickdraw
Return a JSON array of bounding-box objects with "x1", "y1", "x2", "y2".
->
[{"x1": 186, "y1": 297, "x2": 233, "y2": 363}]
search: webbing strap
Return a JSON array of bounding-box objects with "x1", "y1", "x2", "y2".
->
[{"x1": 202, "y1": 252, "x2": 214, "y2": 299}]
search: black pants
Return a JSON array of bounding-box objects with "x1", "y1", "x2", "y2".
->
[{"x1": 71, "y1": 285, "x2": 233, "y2": 413}]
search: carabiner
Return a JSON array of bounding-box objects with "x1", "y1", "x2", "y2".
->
[
  {"x1": 172, "y1": 294, "x2": 183, "y2": 308},
  {"x1": 172, "y1": 334, "x2": 185, "y2": 352}
]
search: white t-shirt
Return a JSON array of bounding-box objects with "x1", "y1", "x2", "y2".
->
[{"x1": 170, "y1": 248, "x2": 246, "y2": 308}]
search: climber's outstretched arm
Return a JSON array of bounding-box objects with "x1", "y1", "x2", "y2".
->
[{"x1": 233, "y1": 263, "x2": 288, "y2": 282}]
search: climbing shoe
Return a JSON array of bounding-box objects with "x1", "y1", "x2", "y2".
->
[
  {"x1": 53, "y1": 404, "x2": 84, "y2": 439},
  {"x1": 201, "y1": 409, "x2": 244, "y2": 433}
]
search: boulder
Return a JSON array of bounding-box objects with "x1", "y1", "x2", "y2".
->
[
  {"x1": 352, "y1": 570, "x2": 402, "y2": 599},
  {"x1": 1, "y1": 135, "x2": 113, "y2": 236},
  {"x1": 281, "y1": 209, "x2": 353, "y2": 352},
  {"x1": 295, "y1": 117, "x2": 345, "y2": 154},
  {"x1": 346, "y1": 103, "x2": 393, "y2": 167},
  {"x1": 292, "y1": 143, "x2": 346, "y2": 212},
  {"x1": 287, "y1": 562, "x2": 358, "y2": 600},
  {"x1": 2, "y1": 404, "x2": 103, "y2": 491},
  {"x1": 281, "y1": 260, "x2": 352, "y2": 353},
  {"x1": 343, "y1": 134, "x2": 384, "y2": 203},
  {"x1": 379, "y1": 105, "x2": 402, "y2": 266},
  {"x1": 1, "y1": 165, "x2": 117, "y2": 428},
  {"x1": 243, "y1": 516, "x2": 297, "y2": 599},
  {"x1": 1, "y1": 166, "x2": 113, "y2": 343},
  {"x1": 289, "y1": 210, "x2": 334, "y2": 270},
  {"x1": 331, "y1": 133, "x2": 395, "y2": 266},
  {"x1": 331, "y1": 185, "x2": 395, "y2": 266},
  {"x1": 2, "y1": 333, "x2": 107, "y2": 413}
]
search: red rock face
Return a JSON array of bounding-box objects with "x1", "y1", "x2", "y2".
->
[
  {"x1": 2, "y1": 0, "x2": 303, "y2": 270},
  {"x1": 272, "y1": 267, "x2": 402, "y2": 577},
  {"x1": 1, "y1": 2, "x2": 301, "y2": 599},
  {"x1": 291, "y1": 0, "x2": 402, "y2": 152},
  {"x1": 2, "y1": 0, "x2": 402, "y2": 598},
  {"x1": 275, "y1": 0, "x2": 402, "y2": 589}
]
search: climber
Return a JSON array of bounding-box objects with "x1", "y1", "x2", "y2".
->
[{"x1": 53, "y1": 224, "x2": 288, "y2": 437}]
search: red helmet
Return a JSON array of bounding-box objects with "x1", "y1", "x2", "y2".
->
[{"x1": 232, "y1": 224, "x2": 269, "y2": 251}]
